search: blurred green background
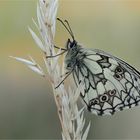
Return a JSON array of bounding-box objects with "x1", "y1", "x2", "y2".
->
[{"x1": 1, "y1": 0, "x2": 140, "y2": 139}]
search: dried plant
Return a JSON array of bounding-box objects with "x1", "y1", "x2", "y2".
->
[{"x1": 11, "y1": 0, "x2": 91, "y2": 139}]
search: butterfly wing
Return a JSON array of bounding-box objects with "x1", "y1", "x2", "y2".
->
[{"x1": 73, "y1": 48, "x2": 140, "y2": 116}]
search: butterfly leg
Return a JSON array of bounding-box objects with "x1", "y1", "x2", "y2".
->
[
  {"x1": 46, "y1": 50, "x2": 67, "y2": 58},
  {"x1": 55, "y1": 70, "x2": 73, "y2": 89},
  {"x1": 54, "y1": 45, "x2": 67, "y2": 51}
]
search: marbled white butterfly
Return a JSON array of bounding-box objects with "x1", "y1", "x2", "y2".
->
[{"x1": 50, "y1": 18, "x2": 140, "y2": 116}]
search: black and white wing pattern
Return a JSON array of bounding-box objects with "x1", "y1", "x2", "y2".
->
[{"x1": 73, "y1": 48, "x2": 140, "y2": 116}]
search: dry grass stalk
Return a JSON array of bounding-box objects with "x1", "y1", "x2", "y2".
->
[{"x1": 12, "y1": 0, "x2": 91, "y2": 139}]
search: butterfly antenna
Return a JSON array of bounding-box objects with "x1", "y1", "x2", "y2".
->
[
  {"x1": 57, "y1": 18, "x2": 75, "y2": 40},
  {"x1": 64, "y1": 20, "x2": 75, "y2": 40}
]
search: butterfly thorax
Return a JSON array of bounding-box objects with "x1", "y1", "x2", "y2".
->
[{"x1": 65, "y1": 40, "x2": 85, "y2": 71}]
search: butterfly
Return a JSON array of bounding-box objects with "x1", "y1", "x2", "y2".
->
[{"x1": 49, "y1": 18, "x2": 140, "y2": 116}]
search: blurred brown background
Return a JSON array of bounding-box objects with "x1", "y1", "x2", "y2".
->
[{"x1": 1, "y1": 0, "x2": 140, "y2": 139}]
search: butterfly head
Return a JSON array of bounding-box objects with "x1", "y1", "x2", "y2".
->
[
  {"x1": 66, "y1": 38, "x2": 77, "y2": 50},
  {"x1": 57, "y1": 18, "x2": 82, "y2": 70},
  {"x1": 65, "y1": 39, "x2": 80, "y2": 70}
]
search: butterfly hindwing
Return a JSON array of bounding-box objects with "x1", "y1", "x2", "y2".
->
[{"x1": 73, "y1": 48, "x2": 140, "y2": 116}]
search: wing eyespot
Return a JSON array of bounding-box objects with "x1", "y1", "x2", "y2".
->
[
  {"x1": 114, "y1": 66, "x2": 124, "y2": 80},
  {"x1": 89, "y1": 99, "x2": 99, "y2": 106},
  {"x1": 99, "y1": 94, "x2": 109, "y2": 103},
  {"x1": 114, "y1": 73, "x2": 123, "y2": 80},
  {"x1": 108, "y1": 89, "x2": 116, "y2": 96},
  {"x1": 115, "y1": 66, "x2": 124, "y2": 74}
]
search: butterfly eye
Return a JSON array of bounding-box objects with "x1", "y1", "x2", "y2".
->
[
  {"x1": 69, "y1": 40, "x2": 77, "y2": 49},
  {"x1": 67, "y1": 63, "x2": 72, "y2": 68},
  {"x1": 115, "y1": 66, "x2": 124, "y2": 74},
  {"x1": 70, "y1": 43, "x2": 74, "y2": 48},
  {"x1": 100, "y1": 94, "x2": 109, "y2": 103},
  {"x1": 108, "y1": 89, "x2": 116, "y2": 96}
]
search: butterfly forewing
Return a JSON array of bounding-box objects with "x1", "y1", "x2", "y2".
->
[{"x1": 72, "y1": 48, "x2": 140, "y2": 116}]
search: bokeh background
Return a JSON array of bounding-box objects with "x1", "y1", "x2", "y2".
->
[{"x1": 1, "y1": 0, "x2": 140, "y2": 139}]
